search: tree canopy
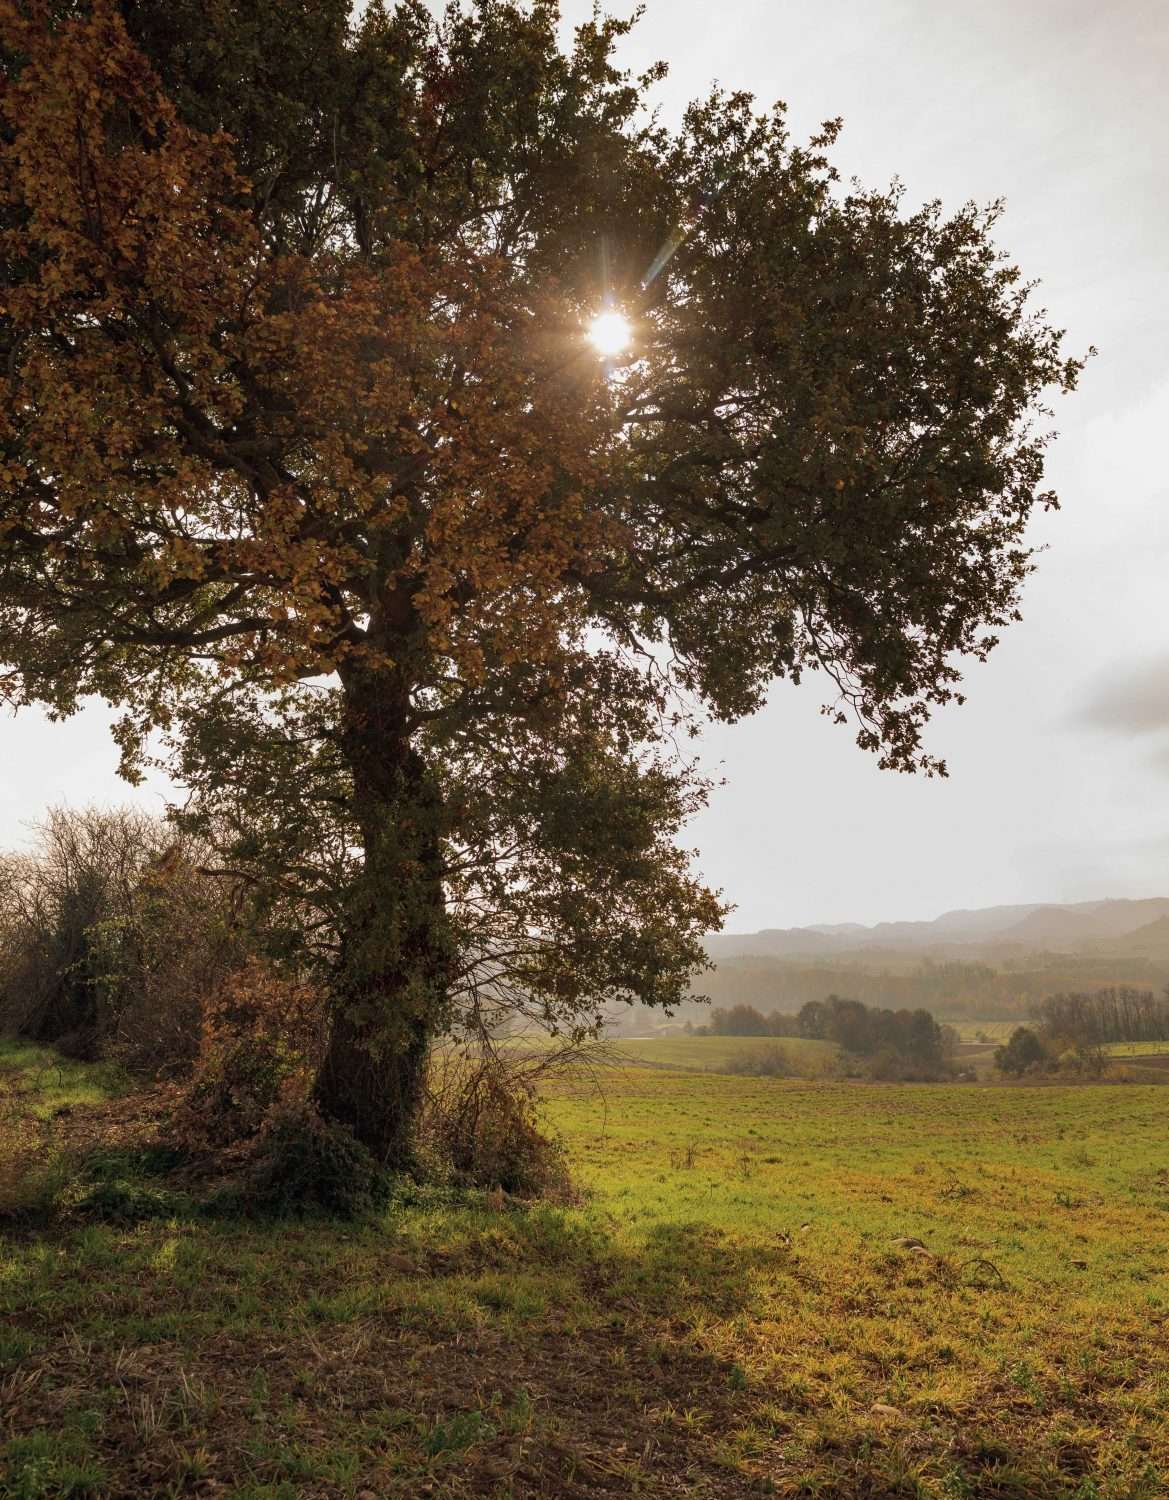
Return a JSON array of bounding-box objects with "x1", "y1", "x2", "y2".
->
[{"x1": 0, "y1": 0, "x2": 1085, "y2": 1156}]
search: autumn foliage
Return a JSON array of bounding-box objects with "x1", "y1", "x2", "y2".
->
[
  {"x1": 0, "y1": 1, "x2": 1084, "y2": 1159},
  {"x1": 170, "y1": 957, "x2": 325, "y2": 1153}
]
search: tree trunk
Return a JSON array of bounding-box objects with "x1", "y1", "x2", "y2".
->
[{"x1": 314, "y1": 663, "x2": 451, "y2": 1166}]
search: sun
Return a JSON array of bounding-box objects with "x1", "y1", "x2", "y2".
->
[{"x1": 587, "y1": 309, "x2": 631, "y2": 358}]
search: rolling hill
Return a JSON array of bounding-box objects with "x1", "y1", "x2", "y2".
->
[
  {"x1": 705, "y1": 897, "x2": 1169, "y2": 964},
  {"x1": 624, "y1": 896, "x2": 1169, "y2": 1031},
  {"x1": 1101, "y1": 912, "x2": 1169, "y2": 959}
]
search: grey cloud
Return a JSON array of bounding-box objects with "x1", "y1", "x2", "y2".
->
[{"x1": 1079, "y1": 658, "x2": 1169, "y2": 736}]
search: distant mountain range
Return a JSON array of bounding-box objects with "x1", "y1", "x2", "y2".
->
[{"x1": 706, "y1": 898, "x2": 1169, "y2": 964}]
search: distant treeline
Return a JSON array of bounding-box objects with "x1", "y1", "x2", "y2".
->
[
  {"x1": 699, "y1": 996, "x2": 950, "y2": 1079},
  {"x1": 701, "y1": 1004, "x2": 800, "y2": 1037},
  {"x1": 691, "y1": 955, "x2": 1169, "y2": 1022},
  {"x1": 1032, "y1": 987, "x2": 1169, "y2": 1046},
  {"x1": 794, "y1": 996, "x2": 946, "y2": 1070}
]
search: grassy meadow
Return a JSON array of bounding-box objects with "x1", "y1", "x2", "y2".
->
[
  {"x1": 599, "y1": 1034, "x2": 836, "y2": 1072},
  {"x1": 3, "y1": 1041, "x2": 1169, "y2": 1498}
]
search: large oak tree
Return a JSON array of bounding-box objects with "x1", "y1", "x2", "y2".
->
[{"x1": 0, "y1": 0, "x2": 1083, "y2": 1159}]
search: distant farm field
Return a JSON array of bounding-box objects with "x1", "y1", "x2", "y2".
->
[
  {"x1": 949, "y1": 1020, "x2": 1018, "y2": 1042},
  {"x1": 601, "y1": 1033, "x2": 836, "y2": 1072},
  {"x1": 947, "y1": 1027, "x2": 1169, "y2": 1054},
  {"x1": 3, "y1": 1045, "x2": 1169, "y2": 1497}
]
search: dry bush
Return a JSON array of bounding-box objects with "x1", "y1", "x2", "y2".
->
[
  {"x1": 419, "y1": 1048, "x2": 570, "y2": 1197},
  {"x1": 0, "y1": 808, "x2": 245, "y2": 1077},
  {"x1": 0, "y1": 807, "x2": 157, "y2": 1043},
  {"x1": 88, "y1": 850, "x2": 245, "y2": 1077},
  {"x1": 170, "y1": 958, "x2": 325, "y2": 1152}
]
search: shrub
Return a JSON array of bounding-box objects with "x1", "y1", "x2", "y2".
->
[
  {"x1": 994, "y1": 1026, "x2": 1048, "y2": 1076},
  {"x1": 865, "y1": 1046, "x2": 910, "y2": 1081},
  {"x1": 87, "y1": 850, "x2": 245, "y2": 1077},
  {"x1": 53, "y1": 1026, "x2": 102, "y2": 1062},
  {"x1": 864, "y1": 1047, "x2": 953, "y2": 1082},
  {"x1": 0, "y1": 807, "x2": 163, "y2": 1045},
  {"x1": 170, "y1": 958, "x2": 325, "y2": 1151},
  {"x1": 724, "y1": 1043, "x2": 792, "y2": 1077},
  {"x1": 1072, "y1": 1041, "x2": 1108, "y2": 1077},
  {"x1": 248, "y1": 1103, "x2": 388, "y2": 1218},
  {"x1": 419, "y1": 1053, "x2": 570, "y2": 1198}
]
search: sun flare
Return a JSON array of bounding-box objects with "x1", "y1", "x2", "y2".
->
[{"x1": 587, "y1": 309, "x2": 631, "y2": 358}]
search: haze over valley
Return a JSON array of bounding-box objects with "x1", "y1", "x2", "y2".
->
[
  {"x1": 708, "y1": 896, "x2": 1169, "y2": 962},
  {"x1": 635, "y1": 896, "x2": 1169, "y2": 1028}
]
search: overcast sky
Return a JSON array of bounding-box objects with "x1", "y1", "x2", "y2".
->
[{"x1": 2, "y1": 0, "x2": 1166, "y2": 931}]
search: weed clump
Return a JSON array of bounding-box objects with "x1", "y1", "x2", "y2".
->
[
  {"x1": 247, "y1": 1103, "x2": 389, "y2": 1219},
  {"x1": 55, "y1": 1144, "x2": 190, "y2": 1224},
  {"x1": 70, "y1": 1175, "x2": 181, "y2": 1223}
]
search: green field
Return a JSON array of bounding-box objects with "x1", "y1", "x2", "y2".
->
[
  {"x1": 601, "y1": 1033, "x2": 836, "y2": 1073},
  {"x1": 947, "y1": 1029, "x2": 1169, "y2": 1058},
  {"x1": 3, "y1": 1046, "x2": 1169, "y2": 1497},
  {"x1": 949, "y1": 1021, "x2": 1018, "y2": 1043}
]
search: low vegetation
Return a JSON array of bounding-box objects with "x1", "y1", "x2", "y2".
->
[
  {"x1": 1, "y1": 805, "x2": 1162, "y2": 1497},
  {"x1": 4, "y1": 1042, "x2": 1169, "y2": 1498}
]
